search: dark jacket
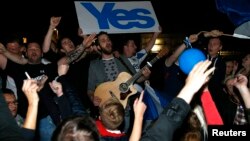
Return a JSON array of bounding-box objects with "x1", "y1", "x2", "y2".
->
[
  {"x1": 140, "y1": 98, "x2": 191, "y2": 141},
  {"x1": 0, "y1": 79, "x2": 34, "y2": 141},
  {"x1": 56, "y1": 75, "x2": 88, "y2": 118}
]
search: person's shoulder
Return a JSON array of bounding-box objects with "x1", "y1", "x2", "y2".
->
[
  {"x1": 137, "y1": 48, "x2": 147, "y2": 53},
  {"x1": 89, "y1": 58, "x2": 102, "y2": 66}
]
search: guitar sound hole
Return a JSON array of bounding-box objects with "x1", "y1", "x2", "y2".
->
[
  {"x1": 119, "y1": 83, "x2": 129, "y2": 93},
  {"x1": 119, "y1": 83, "x2": 131, "y2": 100}
]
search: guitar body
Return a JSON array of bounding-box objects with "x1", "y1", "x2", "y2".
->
[
  {"x1": 94, "y1": 48, "x2": 169, "y2": 109},
  {"x1": 94, "y1": 72, "x2": 137, "y2": 108}
]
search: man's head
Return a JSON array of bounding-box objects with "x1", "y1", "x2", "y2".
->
[
  {"x1": 99, "y1": 98, "x2": 124, "y2": 130},
  {"x1": 96, "y1": 31, "x2": 113, "y2": 55},
  {"x1": 2, "y1": 88, "x2": 18, "y2": 117},
  {"x1": 60, "y1": 37, "x2": 76, "y2": 54},
  {"x1": 207, "y1": 37, "x2": 223, "y2": 58},
  {"x1": 52, "y1": 116, "x2": 100, "y2": 141},
  {"x1": 123, "y1": 39, "x2": 137, "y2": 58},
  {"x1": 5, "y1": 37, "x2": 22, "y2": 55},
  {"x1": 26, "y1": 42, "x2": 42, "y2": 64}
]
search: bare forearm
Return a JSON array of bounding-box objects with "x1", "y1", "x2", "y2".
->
[
  {"x1": 42, "y1": 26, "x2": 55, "y2": 53},
  {"x1": 65, "y1": 45, "x2": 86, "y2": 64},
  {"x1": 73, "y1": 51, "x2": 88, "y2": 63},
  {"x1": 4, "y1": 51, "x2": 27, "y2": 64},
  {"x1": 176, "y1": 86, "x2": 195, "y2": 104},
  {"x1": 129, "y1": 116, "x2": 143, "y2": 141},
  {"x1": 144, "y1": 33, "x2": 160, "y2": 52},
  {"x1": 238, "y1": 86, "x2": 250, "y2": 108},
  {"x1": 23, "y1": 102, "x2": 39, "y2": 130},
  {"x1": 165, "y1": 43, "x2": 186, "y2": 67}
]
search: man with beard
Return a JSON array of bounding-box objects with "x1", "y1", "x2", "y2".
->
[
  {"x1": 87, "y1": 31, "x2": 130, "y2": 105},
  {"x1": 87, "y1": 31, "x2": 140, "y2": 137}
]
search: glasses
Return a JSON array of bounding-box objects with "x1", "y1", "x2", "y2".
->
[{"x1": 6, "y1": 101, "x2": 18, "y2": 106}]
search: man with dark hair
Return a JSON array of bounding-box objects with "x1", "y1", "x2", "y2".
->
[{"x1": 2, "y1": 88, "x2": 24, "y2": 127}]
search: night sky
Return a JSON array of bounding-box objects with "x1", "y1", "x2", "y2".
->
[{"x1": 1, "y1": 0, "x2": 248, "y2": 51}]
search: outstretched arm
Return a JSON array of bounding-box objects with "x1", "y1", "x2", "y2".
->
[
  {"x1": 42, "y1": 16, "x2": 61, "y2": 53},
  {"x1": 0, "y1": 42, "x2": 27, "y2": 65},
  {"x1": 165, "y1": 34, "x2": 198, "y2": 67},
  {"x1": 140, "y1": 60, "x2": 214, "y2": 141},
  {"x1": 57, "y1": 32, "x2": 97, "y2": 66},
  {"x1": 177, "y1": 60, "x2": 215, "y2": 103}
]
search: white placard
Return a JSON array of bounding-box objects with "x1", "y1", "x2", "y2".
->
[{"x1": 74, "y1": 1, "x2": 160, "y2": 34}]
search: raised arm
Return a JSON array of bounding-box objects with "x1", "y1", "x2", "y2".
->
[
  {"x1": 177, "y1": 60, "x2": 215, "y2": 103},
  {"x1": 233, "y1": 74, "x2": 250, "y2": 108},
  {"x1": 57, "y1": 32, "x2": 97, "y2": 66},
  {"x1": 22, "y1": 79, "x2": 39, "y2": 130},
  {"x1": 56, "y1": 64, "x2": 87, "y2": 116},
  {"x1": 0, "y1": 42, "x2": 27, "y2": 65},
  {"x1": 129, "y1": 92, "x2": 147, "y2": 141},
  {"x1": 140, "y1": 60, "x2": 214, "y2": 141},
  {"x1": 42, "y1": 16, "x2": 61, "y2": 53},
  {"x1": 144, "y1": 26, "x2": 162, "y2": 53},
  {"x1": 165, "y1": 34, "x2": 198, "y2": 67}
]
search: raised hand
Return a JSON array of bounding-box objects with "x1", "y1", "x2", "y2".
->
[
  {"x1": 185, "y1": 60, "x2": 214, "y2": 93},
  {"x1": 204, "y1": 29, "x2": 223, "y2": 37},
  {"x1": 233, "y1": 74, "x2": 250, "y2": 109},
  {"x1": 133, "y1": 91, "x2": 147, "y2": 118},
  {"x1": 22, "y1": 79, "x2": 40, "y2": 130},
  {"x1": 36, "y1": 75, "x2": 48, "y2": 92},
  {"x1": 49, "y1": 80, "x2": 63, "y2": 97},
  {"x1": 141, "y1": 66, "x2": 151, "y2": 79},
  {"x1": 82, "y1": 33, "x2": 97, "y2": 49},
  {"x1": 130, "y1": 91, "x2": 147, "y2": 141},
  {"x1": 209, "y1": 30, "x2": 224, "y2": 37},
  {"x1": 50, "y1": 16, "x2": 61, "y2": 29},
  {"x1": 78, "y1": 28, "x2": 97, "y2": 50},
  {"x1": 177, "y1": 60, "x2": 215, "y2": 103},
  {"x1": 233, "y1": 74, "x2": 248, "y2": 89},
  {"x1": 58, "y1": 64, "x2": 69, "y2": 76},
  {"x1": 189, "y1": 34, "x2": 198, "y2": 43},
  {"x1": 22, "y1": 79, "x2": 39, "y2": 105}
]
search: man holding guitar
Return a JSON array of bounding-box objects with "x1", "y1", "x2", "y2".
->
[
  {"x1": 87, "y1": 31, "x2": 162, "y2": 108},
  {"x1": 87, "y1": 31, "x2": 131, "y2": 106},
  {"x1": 88, "y1": 30, "x2": 167, "y2": 135},
  {"x1": 115, "y1": 26, "x2": 162, "y2": 88},
  {"x1": 94, "y1": 48, "x2": 169, "y2": 109}
]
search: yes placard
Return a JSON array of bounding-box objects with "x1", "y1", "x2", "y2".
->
[{"x1": 74, "y1": 1, "x2": 160, "y2": 34}]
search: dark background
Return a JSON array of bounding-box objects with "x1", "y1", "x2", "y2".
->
[{"x1": 0, "y1": 0, "x2": 249, "y2": 51}]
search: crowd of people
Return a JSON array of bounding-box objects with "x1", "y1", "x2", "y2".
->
[{"x1": 0, "y1": 16, "x2": 250, "y2": 141}]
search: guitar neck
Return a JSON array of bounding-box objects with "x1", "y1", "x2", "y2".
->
[{"x1": 126, "y1": 55, "x2": 160, "y2": 85}]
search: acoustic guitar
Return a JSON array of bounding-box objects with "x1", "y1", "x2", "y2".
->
[{"x1": 94, "y1": 48, "x2": 169, "y2": 108}]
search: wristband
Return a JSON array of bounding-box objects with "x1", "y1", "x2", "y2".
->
[{"x1": 183, "y1": 36, "x2": 193, "y2": 49}]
